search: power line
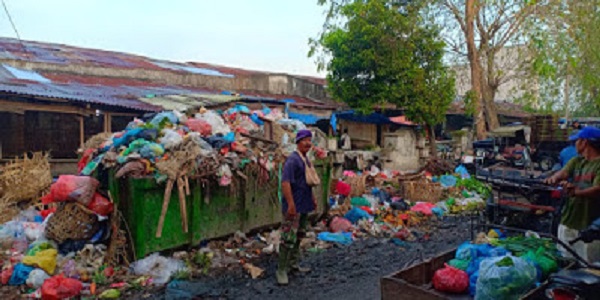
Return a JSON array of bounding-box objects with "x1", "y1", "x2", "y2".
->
[{"x1": 1, "y1": 0, "x2": 29, "y2": 57}]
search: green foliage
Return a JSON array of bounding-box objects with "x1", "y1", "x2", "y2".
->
[{"x1": 311, "y1": 0, "x2": 455, "y2": 129}]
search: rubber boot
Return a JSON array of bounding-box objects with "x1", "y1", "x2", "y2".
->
[
  {"x1": 276, "y1": 245, "x2": 290, "y2": 285},
  {"x1": 289, "y1": 245, "x2": 311, "y2": 273}
]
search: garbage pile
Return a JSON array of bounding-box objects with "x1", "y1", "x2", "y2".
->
[
  {"x1": 433, "y1": 231, "x2": 562, "y2": 299},
  {"x1": 78, "y1": 106, "x2": 319, "y2": 186},
  {"x1": 317, "y1": 164, "x2": 490, "y2": 246}
]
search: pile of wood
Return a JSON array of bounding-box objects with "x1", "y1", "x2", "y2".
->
[{"x1": 400, "y1": 179, "x2": 443, "y2": 203}]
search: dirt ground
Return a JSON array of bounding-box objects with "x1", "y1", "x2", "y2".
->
[{"x1": 148, "y1": 215, "x2": 474, "y2": 300}]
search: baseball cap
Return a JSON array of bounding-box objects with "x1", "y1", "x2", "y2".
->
[{"x1": 569, "y1": 126, "x2": 600, "y2": 141}]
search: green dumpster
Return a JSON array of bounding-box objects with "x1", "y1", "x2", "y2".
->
[
  {"x1": 190, "y1": 178, "x2": 245, "y2": 245},
  {"x1": 108, "y1": 176, "x2": 194, "y2": 259}
]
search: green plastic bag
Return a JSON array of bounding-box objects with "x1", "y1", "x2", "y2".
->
[
  {"x1": 522, "y1": 247, "x2": 558, "y2": 278},
  {"x1": 351, "y1": 197, "x2": 370, "y2": 207},
  {"x1": 448, "y1": 258, "x2": 470, "y2": 271}
]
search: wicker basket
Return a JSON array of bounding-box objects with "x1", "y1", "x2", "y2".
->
[
  {"x1": 400, "y1": 180, "x2": 443, "y2": 203},
  {"x1": 346, "y1": 175, "x2": 367, "y2": 197},
  {"x1": 45, "y1": 202, "x2": 101, "y2": 244}
]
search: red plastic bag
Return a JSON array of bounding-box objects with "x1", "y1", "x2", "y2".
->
[
  {"x1": 1, "y1": 265, "x2": 13, "y2": 285},
  {"x1": 186, "y1": 119, "x2": 212, "y2": 136},
  {"x1": 336, "y1": 181, "x2": 351, "y2": 197},
  {"x1": 358, "y1": 206, "x2": 373, "y2": 215},
  {"x1": 41, "y1": 175, "x2": 99, "y2": 205},
  {"x1": 432, "y1": 264, "x2": 469, "y2": 294},
  {"x1": 40, "y1": 208, "x2": 57, "y2": 219},
  {"x1": 87, "y1": 193, "x2": 114, "y2": 216},
  {"x1": 41, "y1": 275, "x2": 82, "y2": 300}
]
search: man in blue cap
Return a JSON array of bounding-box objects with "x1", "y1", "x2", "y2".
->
[
  {"x1": 276, "y1": 129, "x2": 317, "y2": 285},
  {"x1": 545, "y1": 126, "x2": 600, "y2": 262}
]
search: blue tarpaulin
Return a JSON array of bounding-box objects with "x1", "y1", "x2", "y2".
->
[{"x1": 288, "y1": 111, "x2": 324, "y2": 125}]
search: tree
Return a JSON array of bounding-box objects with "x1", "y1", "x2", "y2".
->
[
  {"x1": 309, "y1": 0, "x2": 455, "y2": 156},
  {"x1": 425, "y1": 1, "x2": 544, "y2": 139},
  {"x1": 526, "y1": 0, "x2": 600, "y2": 117}
]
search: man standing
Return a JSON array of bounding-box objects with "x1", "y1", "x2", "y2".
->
[
  {"x1": 277, "y1": 130, "x2": 317, "y2": 285},
  {"x1": 545, "y1": 126, "x2": 600, "y2": 262}
]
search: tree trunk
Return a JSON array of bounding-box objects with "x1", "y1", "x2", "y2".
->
[
  {"x1": 427, "y1": 124, "x2": 438, "y2": 158},
  {"x1": 482, "y1": 83, "x2": 500, "y2": 130},
  {"x1": 481, "y1": 47, "x2": 500, "y2": 131},
  {"x1": 466, "y1": 0, "x2": 486, "y2": 140}
]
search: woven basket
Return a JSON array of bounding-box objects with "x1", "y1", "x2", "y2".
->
[
  {"x1": 401, "y1": 180, "x2": 443, "y2": 203},
  {"x1": 346, "y1": 175, "x2": 367, "y2": 197},
  {"x1": 45, "y1": 202, "x2": 101, "y2": 244}
]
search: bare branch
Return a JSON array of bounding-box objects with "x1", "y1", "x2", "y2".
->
[{"x1": 443, "y1": 0, "x2": 467, "y2": 35}]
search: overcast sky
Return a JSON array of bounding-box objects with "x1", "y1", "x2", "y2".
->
[{"x1": 0, "y1": 0, "x2": 326, "y2": 76}]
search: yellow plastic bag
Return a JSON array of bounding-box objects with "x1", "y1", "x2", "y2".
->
[{"x1": 22, "y1": 249, "x2": 57, "y2": 275}]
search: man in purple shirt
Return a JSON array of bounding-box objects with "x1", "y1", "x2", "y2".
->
[{"x1": 277, "y1": 129, "x2": 317, "y2": 285}]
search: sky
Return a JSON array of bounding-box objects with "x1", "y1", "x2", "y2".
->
[{"x1": 0, "y1": 0, "x2": 326, "y2": 76}]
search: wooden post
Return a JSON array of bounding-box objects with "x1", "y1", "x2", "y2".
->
[
  {"x1": 106, "y1": 112, "x2": 112, "y2": 133},
  {"x1": 79, "y1": 116, "x2": 84, "y2": 148}
]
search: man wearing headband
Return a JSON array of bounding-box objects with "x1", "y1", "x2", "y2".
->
[
  {"x1": 277, "y1": 129, "x2": 316, "y2": 285},
  {"x1": 545, "y1": 126, "x2": 600, "y2": 262}
]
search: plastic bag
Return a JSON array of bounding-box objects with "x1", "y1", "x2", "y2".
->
[
  {"x1": 87, "y1": 193, "x2": 114, "y2": 216},
  {"x1": 335, "y1": 181, "x2": 351, "y2": 197},
  {"x1": 160, "y1": 129, "x2": 183, "y2": 150},
  {"x1": 410, "y1": 202, "x2": 436, "y2": 216},
  {"x1": 139, "y1": 143, "x2": 165, "y2": 159},
  {"x1": 22, "y1": 249, "x2": 58, "y2": 275},
  {"x1": 9, "y1": 263, "x2": 34, "y2": 286},
  {"x1": 475, "y1": 256, "x2": 537, "y2": 300},
  {"x1": 195, "y1": 110, "x2": 230, "y2": 135},
  {"x1": 440, "y1": 175, "x2": 458, "y2": 188},
  {"x1": 522, "y1": 247, "x2": 558, "y2": 279},
  {"x1": 317, "y1": 232, "x2": 353, "y2": 245},
  {"x1": 329, "y1": 216, "x2": 353, "y2": 233},
  {"x1": 455, "y1": 165, "x2": 470, "y2": 179},
  {"x1": 469, "y1": 270, "x2": 479, "y2": 296},
  {"x1": 185, "y1": 119, "x2": 212, "y2": 136},
  {"x1": 350, "y1": 197, "x2": 370, "y2": 207},
  {"x1": 1, "y1": 265, "x2": 14, "y2": 285},
  {"x1": 150, "y1": 111, "x2": 179, "y2": 128},
  {"x1": 41, "y1": 275, "x2": 83, "y2": 300},
  {"x1": 448, "y1": 259, "x2": 470, "y2": 271},
  {"x1": 130, "y1": 253, "x2": 187, "y2": 285},
  {"x1": 27, "y1": 269, "x2": 51, "y2": 289},
  {"x1": 23, "y1": 222, "x2": 45, "y2": 241},
  {"x1": 26, "y1": 241, "x2": 56, "y2": 256},
  {"x1": 432, "y1": 264, "x2": 469, "y2": 293},
  {"x1": 344, "y1": 207, "x2": 371, "y2": 224},
  {"x1": 41, "y1": 175, "x2": 99, "y2": 205}
]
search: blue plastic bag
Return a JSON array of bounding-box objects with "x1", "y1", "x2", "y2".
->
[
  {"x1": 469, "y1": 270, "x2": 479, "y2": 296},
  {"x1": 9, "y1": 263, "x2": 34, "y2": 286},
  {"x1": 344, "y1": 207, "x2": 371, "y2": 224},
  {"x1": 455, "y1": 165, "x2": 470, "y2": 179},
  {"x1": 150, "y1": 112, "x2": 179, "y2": 127},
  {"x1": 440, "y1": 175, "x2": 458, "y2": 188},
  {"x1": 317, "y1": 232, "x2": 353, "y2": 245},
  {"x1": 475, "y1": 256, "x2": 537, "y2": 300},
  {"x1": 251, "y1": 113, "x2": 264, "y2": 125}
]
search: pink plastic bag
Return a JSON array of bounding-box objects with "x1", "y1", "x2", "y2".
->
[
  {"x1": 410, "y1": 202, "x2": 436, "y2": 216},
  {"x1": 186, "y1": 119, "x2": 212, "y2": 136},
  {"x1": 329, "y1": 216, "x2": 353, "y2": 233},
  {"x1": 41, "y1": 175, "x2": 99, "y2": 205}
]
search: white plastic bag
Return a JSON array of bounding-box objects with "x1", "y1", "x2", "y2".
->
[
  {"x1": 130, "y1": 253, "x2": 186, "y2": 285},
  {"x1": 194, "y1": 110, "x2": 230, "y2": 135},
  {"x1": 160, "y1": 129, "x2": 183, "y2": 150},
  {"x1": 26, "y1": 269, "x2": 51, "y2": 289}
]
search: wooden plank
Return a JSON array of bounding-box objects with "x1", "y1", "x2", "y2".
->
[
  {"x1": 79, "y1": 116, "x2": 84, "y2": 148},
  {"x1": 0, "y1": 99, "x2": 93, "y2": 116}
]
